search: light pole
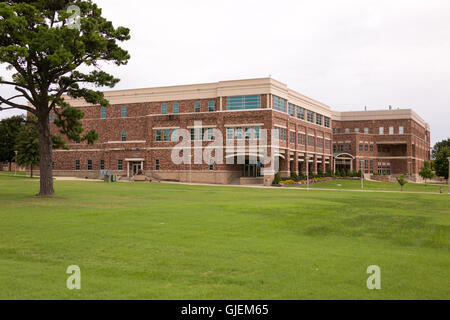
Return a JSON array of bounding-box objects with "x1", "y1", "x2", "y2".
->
[
  {"x1": 14, "y1": 151, "x2": 18, "y2": 176},
  {"x1": 448, "y1": 157, "x2": 450, "y2": 195},
  {"x1": 306, "y1": 156, "x2": 309, "y2": 191},
  {"x1": 361, "y1": 166, "x2": 364, "y2": 190}
]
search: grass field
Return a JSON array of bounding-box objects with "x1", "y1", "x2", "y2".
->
[{"x1": 0, "y1": 173, "x2": 449, "y2": 300}]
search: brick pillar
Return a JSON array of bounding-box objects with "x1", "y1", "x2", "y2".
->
[
  {"x1": 280, "y1": 153, "x2": 290, "y2": 178},
  {"x1": 313, "y1": 154, "x2": 318, "y2": 174},
  {"x1": 294, "y1": 151, "x2": 299, "y2": 174}
]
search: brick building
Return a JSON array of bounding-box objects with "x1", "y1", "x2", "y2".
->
[
  {"x1": 332, "y1": 109, "x2": 431, "y2": 179},
  {"x1": 48, "y1": 78, "x2": 430, "y2": 184},
  {"x1": 50, "y1": 78, "x2": 334, "y2": 185}
]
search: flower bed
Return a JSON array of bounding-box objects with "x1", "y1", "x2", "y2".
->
[{"x1": 280, "y1": 177, "x2": 334, "y2": 185}]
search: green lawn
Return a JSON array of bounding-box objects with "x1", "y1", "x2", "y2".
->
[
  {"x1": 0, "y1": 174, "x2": 449, "y2": 300},
  {"x1": 293, "y1": 179, "x2": 448, "y2": 193}
]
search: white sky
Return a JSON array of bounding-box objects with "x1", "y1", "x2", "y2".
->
[{"x1": 1, "y1": 0, "x2": 449, "y2": 145}]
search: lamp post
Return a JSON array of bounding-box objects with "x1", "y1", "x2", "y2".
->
[
  {"x1": 14, "y1": 151, "x2": 18, "y2": 176},
  {"x1": 306, "y1": 156, "x2": 309, "y2": 191}
]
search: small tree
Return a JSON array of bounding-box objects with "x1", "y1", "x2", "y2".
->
[
  {"x1": 0, "y1": 116, "x2": 24, "y2": 171},
  {"x1": 434, "y1": 147, "x2": 450, "y2": 180},
  {"x1": 396, "y1": 174, "x2": 407, "y2": 191},
  {"x1": 15, "y1": 121, "x2": 40, "y2": 178},
  {"x1": 419, "y1": 161, "x2": 434, "y2": 184},
  {"x1": 272, "y1": 172, "x2": 281, "y2": 185}
]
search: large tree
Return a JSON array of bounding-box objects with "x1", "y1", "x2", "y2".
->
[
  {"x1": 432, "y1": 138, "x2": 450, "y2": 160},
  {"x1": 0, "y1": 0, "x2": 130, "y2": 196},
  {"x1": 434, "y1": 147, "x2": 450, "y2": 180},
  {"x1": 419, "y1": 160, "x2": 434, "y2": 184},
  {"x1": 0, "y1": 115, "x2": 24, "y2": 170}
]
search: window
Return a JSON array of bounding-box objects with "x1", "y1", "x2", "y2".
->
[
  {"x1": 290, "y1": 131, "x2": 296, "y2": 144},
  {"x1": 280, "y1": 128, "x2": 287, "y2": 141},
  {"x1": 173, "y1": 103, "x2": 179, "y2": 114},
  {"x1": 370, "y1": 145, "x2": 374, "y2": 152},
  {"x1": 324, "y1": 117, "x2": 331, "y2": 128},
  {"x1": 273, "y1": 96, "x2": 286, "y2": 112},
  {"x1": 359, "y1": 144, "x2": 363, "y2": 152},
  {"x1": 100, "y1": 160, "x2": 105, "y2": 170},
  {"x1": 121, "y1": 131, "x2": 127, "y2": 142},
  {"x1": 209, "y1": 159, "x2": 214, "y2": 171},
  {"x1": 354, "y1": 128, "x2": 360, "y2": 133},
  {"x1": 155, "y1": 129, "x2": 162, "y2": 142},
  {"x1": 307, "y1": 110, "x2": 314, "y2": 123},
  {"x1": 389, "y1": 126, "x2": 394, "y2": 135},
  {"x1": 245, "y1": 126, "x2": 252, "y2": 140},
  {"x1": 195, "y1": 102, "x2": 201, "y2": 113},
  {"x1": 365, "y1": 144, "x2": 369, "y2": 152},
  {"x1": 333, "y1": 144, "x2": 337, "y2": 152},
  {"x1": 227, "y1": 95, "x2": 261, "y2": 110},
  {"x1": 370, "y1": 160, "x2": 374, "y2": 172},
  {"x1": 163, "y1": 129, "x2": 170, "y2": 141},
  {"x1": 335, "y1": 128, "x2": 341, "y2": 134},
  {"x1": 100, "y1": 107, "x2": 106, "y2": 119},
  {"x1": 161, "y1": 104, "x2": 167, "y2": 115},
  {"x1": 75, "y1": 160, "x2": 80, "y2": 171},
  {"x1": 297, "y1": 107, "x2": 305, "y2": 120},
  {"x1": 298, "y1": 133, "x2": 306, "y2": 145},
  {"x1": 399, "y1": 126, "x2": 404, "y2": 134},
  {"x1": 208, "y1": 101, "x2": 215, "y2": 112},
  {"x1": 288, "y1": 104, "x2": 295, "y2": 116},
  {"x1": 345, "y1": 144, "x2": 351, "y2": 152},
  {"x1": 155, "y1": 159, "x2": 160, "y2": 171},
  {"x1": 235, "y1": 127, "x2": 243, "y2": 140},
  {"x1": 87, "y1": 160, "x2": 92, "y2": 171},
  {"x1": 254, "y1": 126, "x2": 261, "y2": 139},
  {"x1": 190, "y1": 128, "x2": 196, "y2": 141},
  {"x1": 118, "y1": 160, "x2": 123, "y2": 171},
  {"x1": 207, "y1": 128, "x2": 214, "y2": 141},
  {"x1": 171, "y1": 129, "x2": 178, "y2": 142},
  {"x1": 345, "y1": 128, "x2": 350, "y2": 134},
  {"x1": 121, "y1": 106, "x2": 127, "y2": 118},
  {"x1": 338, "y1": 144, "x2": 344, "y2": 152},
  {"x1": 308, "y1": 135, "x2": 315, "y2": 147},
  {"x1": 379, "y1": 127, "x2": 384, "y2": 135},
  {"x1": 226, "y1": 127, "x2": 234, "y2": 140},
  {"x1": 364, "y1": 127, "x2": 369, "y2": 134},
  {"x1": 317, "y1": 137, "x2": 324, "y2": 148},
  {"x1": 316, "y1": 114, "x2": 323, "y2": 126},
  {"x1": 325, "y1": 139, "x2": 331, "y2": 149}
]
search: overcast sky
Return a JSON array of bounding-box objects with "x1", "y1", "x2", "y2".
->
[{"x1": 1, "y1": 0, "x2": 449, "y2": 145}]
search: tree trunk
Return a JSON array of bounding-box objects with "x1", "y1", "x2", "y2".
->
[
  {"x1": 37, "y1": 113, "x2": 54, "y2": 196},
  {"x1": 9, "y1": 161, "x2": 11, "y2": 172},
  {"x1": 31, "y1": 166, "x2": 33, "y2": 179}
]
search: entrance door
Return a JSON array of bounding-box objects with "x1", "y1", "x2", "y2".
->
[{"x1": 132, "y1": 162, "x2": 142, "y2": 176}]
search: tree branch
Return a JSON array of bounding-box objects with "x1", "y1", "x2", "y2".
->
[{"x1": 0, "y1": 95, "x2": 37, "y2": 115}]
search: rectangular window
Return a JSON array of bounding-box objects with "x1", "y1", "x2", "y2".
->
[
  {"x1": 297, "y1": 107, "x2": 305, "y2": 120},
  {"x1": 325, "y1": 139, "x2": 331, "y2": 149},
  {"x1": 290, "y1": 131, "x2": 295, "y2": 144},
  {"x1": 208, "y1": 101, "x2": 215, "y2": 112},
  {"x1": 75, "y1": 160, "x2": 80, "y2": 171},
  {"x1": 226, "y1": 127, "x2": 234, "y2": 140},
  {"x1": 288, "y1": 104, "x2": 295, "y2": 116},
  {"x1": 245, "y1": 126, "x2": 252, "y2": 140},
  {"x1": 273, "y1": 96, "x2": 286, "y2": 112},
  {"x1": 298, "y1": 133, "x2": 306, "y2": 145},
  {"x1": 379, "y1": 127, "x2": 384, "y2": 135},
  {"x1": 316, "y1": 114, "x2": 323, "y2": 126},
  {"x1": 118, "y1": 160, "x2": 123, "y2": 171},
  {"x1": 333, "y1": 144, "x2": 337, "y2": 152},
  {"x1": 324, "y1": 117, "x2": 331, "y2": 128},
  {"x1": 171, "y1": 129, "x2": 178, "y2": 142},
  {"x1": 190, "y1": 128, "x2": 196, "y2": 141},
  {"x1": 307, "y1": 110, "x2": 315, "y2": 123},
  {"x1": 195, "y1": 102, "x2": 201, "y2": 113},
  {"x1": 359, "y1": 144, "x2": 363, "y2": 152},
  {"x1": 155, "y1": 159, "x2": 160, "y2": 171},
  {"x1": 100, "y1": 107, "x2": 106, "y2": 119},
  {"x1": 254, "y1": 126, "x2": 261, "y2": 139},
  {"x1": 155, "y1": 129, "x2": 162, "y2": 142},
  {"x1": 227, "y1": 95, "x2": 261, "y2": 110},
  {"x1": 281, "y1": 128, "x2": 287, "y2": 141},
  {"x1": 365, "y1": 144, "x2": 369, "y2": 152},
  {"x1": 389, "y1": 126, "x2": 394, "y2": 135},
  {"x1": 209, "y1": 159, "x2": 214, "y2": 171},
  {"x1": 345, "y1": 128, "x2": 350, "y2": 134},
  {"x1": 364, "y1": 127, "x2": 369, "y2": 134},
  {"x1": 317, "y1": 137, "x2": 324, "y2": 148},
  {"x1": 345, "y1": 144, "x2": 351, "y2": 152},
  {"x1": 399, "y1": 126, "x2": 404, "y2": 134},
  {"x1": 161, "y1": 104, "x2": 167, "y2": 115},
  {"x1": 87, "y1": 160, "x2": 92, "y2": 171},
  {"x1": 370, "y1": 145, "x2": 374, "y2": 152},
  {"x1": 100, "y1": 160, "x2": 105, "y2": 170},
  {"x1": 121, "y1": 131, "x2": 126, "y2": 142},
  {"x1": 308, "y1": 135, "x2": 315, "y2": 147},
  {"x1": 235, "y1": 127, "x2": 243, "y2": 140},
  {"x1": 121, "y1": 106, "x2": 127, "y2": 118},
  {"x1": 173, "y1": 103, "x2": 179, "y2": 114},
  {"x1": 354, "y1": 128, "x2": 360, "y2": 133},
  {"x1": 207, "y1": 128, "x2": 214, "y2": 141},
  {"x1": 163, "y1": 129, "x2": 170, "y2": 141}
]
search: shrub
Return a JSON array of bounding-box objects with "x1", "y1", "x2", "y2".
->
[
  {"x1": 290, "y1": 171, "x2": 300, "y2": 182},
  {"x1": 272, "y1": 172, "x2": 281, "y2": 185},
  {"x1": 396, "y1": 174, "x2": 407, "y2": 191}
]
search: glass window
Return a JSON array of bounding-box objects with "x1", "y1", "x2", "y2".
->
[
  {"x1": 121, "y1": 131, "x2": 126, "y2": 142},
  {"x1": 121, "y1": 106, "x2": 127, "y2": 118},
  {"x1": 365, "y1": 144, "x2": 369, "y2": 152},
  {"x1": 355, "y1": 128, "x2": 360, "y2": 133},
  {"x1": 345, "y1": 128, "x2": 350, "y2": 134},
  {"x1": 379, "y1": 127, "x2": 384, "y2": 135},
  {"x1": 359, "y1": 144, "x2": 363, "y2": 152},
  {"x1": 195, "y1": 102, "x2": 201, "y2": 113},
  {"x1": 75, "y1": 160, "x2": 80, "y2": 171},
  {"x1": 226, "y1": 127, "x2": 234, "y2": 140},
  {"x1": 207, "y1": 128, "x2": 214, "y2": 141},
  {"x1": 100, "y1": 160, "x2": 105, "y2": 170},
  {"x1": 100, "y1": 107, "x2": 106, "y2": 119},
  {"x1": 227, "y1": 95, "x2": 261, "y2": 110},
  {"x1": 161, "y1": 104, "x2": 167, "y2": 114},
  {"x1": 87, "y1": 160, "x2": 92, "y2": 171},
  {"x1": 173, "y1": 103, "x2": 179, "y2": 114},
  {"x1": 245, "y1": 126, "x2": 252, "y2": 140},
  {"x1": 307, "y1": 110, "x2": 315, "y2": 123},
  {"x1": 190, "y1": 128, "x2": 195, "y2": 141},
  {"x1": 370, "y1": 145, "x2": 374, "y2": 152},
  {"x1": 208, "y1": 101, "x2": 215, "y2": 112},
  {"x1": 171, "y1": 129, "x2": 178, "y2": 142},
  {"x1": 209, "y1": 159, "x2": 214, "y2": 171},
  {"x1": 288, "y1": 104, "x2": 295, "y2": 116},
  {"x1": 298, "y1": 133, "x2": 306, "y2": 145},
  {"x1": 316, "y1": 114, "x2": 323, "y2": 126},
  {"x1": 235, "y1": 127, "x2": 243, "y2": 140},
  {"x1": 389, "y1": 126, "x2": 394, "y2": 135},
  {"x1": 297, "y1": 107, "x2": 305, "y2": 120},
  {"x1": 325, "y1": 139, "x2": 331, "y2": 149},
  {"x1": 290, "y1": 131, "x2": 296, "y2": 144},
  {"x1": 324, "y1": 117, "x2": 331, "y2": 128},
  {"x1": 254, "y1": 126, "x2": 261, "y2": 139},
  {"x1": 155, "y1": 159, "x2": 160, "y2": 171},
  {"x1": 364, "y1": 127, "x2": 369, "y2": 134},
  {"x1": 273, "y1": 96, "x2": 286, "y2": 112},
  {"x1": 155, "y1": 129, "x2": 162, "y2": 142},
  {"x1": 308, "y1": 135, "x2": 315, "y2": 147},
  {"x1": 163, "y1": 129, "x2": 170, "y2": 141},
  {"x1": 399, "y1": 126, "x2": 404, "y2": 134},
  {"x1": 118, "y1": 160, "x2": 123, "y2": 171}
]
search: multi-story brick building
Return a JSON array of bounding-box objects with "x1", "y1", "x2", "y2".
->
[
  {"x1": 50, "y1": 78, "x2": 334, "y2": 185},
  {"x1": 48, "y1": 78, "x2": 430, "y2": 184},
  {"x1": 332, "y1": 109, "x2": 431, "y2": 179}
]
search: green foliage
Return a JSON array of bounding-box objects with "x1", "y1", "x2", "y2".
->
[
  {"x1": 434, "y1": 147, "x2": 450, "y2": 179},
  {"x1": 14, "y1": 120, "x2": 39, "y2": 177},
  {"x1": 419, "y1": 161, "x2": 434, "y2": 183},
  {"x1": 290, "y1": 171, "x2": 300, "y2": 182},
  {"x1": 396, "y1": 174, "x2": 407, "y2": 191},
  {"x1": 272, "y1": 172, "x2": 281, "y2": 185},
  {"x1": 432, "y1": 138, "x2": 450, "y2": 160},
  {"x1": 0, "y1": 116, "x2": 24, "y2": 165}
]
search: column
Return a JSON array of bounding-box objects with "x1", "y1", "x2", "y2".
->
[
  {"x1": 294, "y1": 151, "x2": 299, "y2": 174},
  {"x1": 313, "y1": 154, "x2": 318, "y2": 174},
  {"x1": 127, "y1": 161, "x2": 130, "y2": 178}
]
